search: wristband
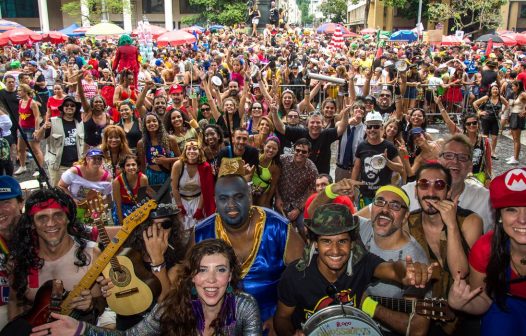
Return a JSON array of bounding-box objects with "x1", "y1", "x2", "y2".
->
[
  {"x1": 325, "y1": 184, "x2": 338, "y2": 199},
  {"x1": 74, "y1": 321, "x2": 84, "y2": 336},
  {"x1": 403, "y1": 155, "x2": 410, "y2": 159},
  {"x1": 362, "y1": 297, "x2": 378, "y2": 318}
]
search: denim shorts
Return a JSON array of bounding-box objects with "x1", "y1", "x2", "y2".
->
[{"x1": 18, "y1": 127, "x2": 35, "y2": 141}]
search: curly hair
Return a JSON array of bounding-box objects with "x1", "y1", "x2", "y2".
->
[
  {"x1": 141, "y1": 112, "x2": 172, "y2": 154},
  {"x1": 9, "y1": 188, "x2": 90, "y2": 301},
  {"x1": 101, "y1": 125, "x2": 132, "y2": 160},
  {"x1": 163, "y1": 109, "x2": 191, "y2": 135},
  {"x1": 159, "y1": 239, "x2": 242, "y2": 336},
  {"x1": 180, "y1": 140, "x2": 206, "y2": 164}
]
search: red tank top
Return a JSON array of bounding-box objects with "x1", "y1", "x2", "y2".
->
[
  {"x1": 117, "y1": 172, "x2": 142, "y2": 205},
  {"x1": 19, "y1": 97, "x2": 35, "y2": 129}
]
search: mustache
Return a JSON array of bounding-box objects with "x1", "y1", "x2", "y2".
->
[
  {"x1": 373, "y1": 211, "x2": 393, "y2": 223},
  {"x1": 422, "y1": 196, "x2": 440, "y2": 202}
]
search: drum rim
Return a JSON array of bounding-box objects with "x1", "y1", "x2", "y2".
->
[{"x1": 302, "y1": 305, "x2": 382, "y2": 335}]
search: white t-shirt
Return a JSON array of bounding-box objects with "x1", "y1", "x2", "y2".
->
[{"x1": 402, "y1": 180, "x2": 494, "y2": 233}]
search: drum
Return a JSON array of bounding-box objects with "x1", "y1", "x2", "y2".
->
[{"x1": 303, "y1": 305, "x2": 382, "y2": 336}]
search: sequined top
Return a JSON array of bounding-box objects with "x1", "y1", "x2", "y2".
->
[{"x1": 82, "y1": 292, "x2": 262, "y2": 335}]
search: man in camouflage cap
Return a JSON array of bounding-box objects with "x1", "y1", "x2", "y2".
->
[{"x1": 274, "y1": 203, "x2": 437, "y2": 335}]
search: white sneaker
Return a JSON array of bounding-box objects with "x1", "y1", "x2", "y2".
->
[
  {"x1": 507, "y1": 158, "x2": 519, "y2": 165},
  {"x1": 32, "y1": 171, "x2": 40, "y2": 177},
  {"x1": 13, "y1": 166, "x2": 27, "y2": 175}
]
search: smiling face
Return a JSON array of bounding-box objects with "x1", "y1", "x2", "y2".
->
[
  {"x1": 92, "y1": 97, "x2": 105, "y2": 112},
  {"x1": 438, "y1": 141, "x2": 472, "y2": 185},
  {"x1": 232, "y1": 129, "x2": 248, "y2": 155},
  {"x1": 251, "y1": 103, "x2": 263, "y2": 117},
  {"x1": 315, "y1": 232, "x2": 352, "y2": 276},
  {"x1": 119, "y1": 104, "x2": 132, "y2": 120},
  {"x1": 215, "y1": 176, "x2": 251, "y2": 228},
  {"x1": 33, "y1": 208, "x2": 69, "y2": 248},
  {"x1": 500, "y1": 207, "x2": 526, "y2": 246},
  {"x1": 263, "y1": 140, "x2": 279, "y2": 159},
  {"x1": 223, "y1": 99, "x2": 236, "y2": 114},
  {"x1": 123, "y1": 158, "x2": 138, "y2": 175},
  {"x1": 0, "y1": 198, "x2": 23, "y2": 239},
  {"x1": 308, "y1": 115, "x2": 323, "y2": 137},
  {"x1": 154, "y1": 97, "x2": 167, "y2": 116},
  {"x1": 192, "y1": 253, "x2": 232, "y2": 309},
  {"x1": 145, "y1": 114, "x2": 160, "y2": 133},
  {"x1": 204, "y1": 127, "x2": 219, "y2": 146},
  {"x1": 385, "y1": 122, "x2": 399, "y2": 138},
  {"x1": 185, "y1": 142, "x2": 200, "y2": 163},
  {"x1": 282, "y1": 92, "x2": 294, "y2": 108},
  {"x1": 371, "y1": 191, "x2": 408, "y2": 237},
  {"x1": 410, "y1": 110, "x2": 424, "y2": 127},
  {"x1": 170, "y1": 110, "x2": 184, "y2": 129},
  {"x1": 257, "y1": 118, "x2": 271, "y2": 135},
  {"x1": 323, "y1": 101, "x2": 336, "y2": 118}
]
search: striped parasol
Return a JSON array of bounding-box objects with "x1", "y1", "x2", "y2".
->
[
  {"x1": 329, "y1": 26, "x2": 344, "y2": 50},
  {"x1": 0, "y1": 19, "x2": 25, "y2": 33}
]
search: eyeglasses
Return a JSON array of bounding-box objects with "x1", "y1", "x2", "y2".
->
[
  {"x1": 373, "y1": 197, "x2": 407, "y2": 211},
  {"x1": 294, "y1": 148, "x2": 309, "y2": 155},
  {"x1": 440, "y1": 152, "x2": 471, "y2": 162},
  {"x1": 252, "y1": 106, "x2": 262, "y2": 109},
  {"x1": 366, "y1": 124, "x2": 381, "y2": 130},
  {"x1": 379, "y1": 94, "x2": 391, "y2": 98},
  {"x1": 465, "y1": 121, "x2": 478, "y2": 127},
  {"x1": 416, "y1": 178, "x2": 448, "y2": 191}
]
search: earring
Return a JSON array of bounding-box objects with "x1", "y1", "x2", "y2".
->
[
  {"x1": 226, "y1": 283, "x2": 233, "y2": 294},
  {"x1": 191, "y1": 286, "x2": 197, "y2": 296}
]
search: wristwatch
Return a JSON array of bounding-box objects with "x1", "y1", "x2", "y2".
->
[{"x1": 150, "y1": 261, "x2": 166, "y2": 273}]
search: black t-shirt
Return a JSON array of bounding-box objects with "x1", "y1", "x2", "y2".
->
[
  {"x1": 0, "y1": 90, "x2": 19, "y2": 126},
  {"x1": 60, "y1": 119, "x2": 79, "y2": 166},
  {"x1": 216, "y1": 145, "x2": 260, "y2": 171},
  {"x1": 216, "y1": 112, "x2": 241, "y2": 139},
  {"x1": 355, "y1": 140, "x2": 399, "y2": 198},
  {"x1": 278, "y1": 253, "x2": 384, "y2": 330},
  {"x1": 284, "y1": 126, "x2": 338, "y2": 174}
]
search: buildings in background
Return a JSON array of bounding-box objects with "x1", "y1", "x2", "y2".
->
[{"x1": 500, "y1": 0, "x2": 526, "y2": 32}]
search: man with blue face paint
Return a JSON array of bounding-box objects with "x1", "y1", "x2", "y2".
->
[{"x1": 194, "y1": 157, "x2": 305, "y2": 335}]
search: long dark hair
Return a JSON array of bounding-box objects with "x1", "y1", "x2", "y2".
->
[
  {"x1": 159, "y1": 239, "x2": 242, "y2": 335},
  {"x1": 141, "y1": 112, "x2": 171, "y2": 153},
  {"x1": 9, "y1": 188, "x2": 89, "y2": 301},
  {"x1": 485, "y1": 212, "x2": 510, "y2": 310}
]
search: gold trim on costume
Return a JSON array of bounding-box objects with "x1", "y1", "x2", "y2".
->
[{"x1": 215, "y1": 206, "x2": 265, "y2": 279}]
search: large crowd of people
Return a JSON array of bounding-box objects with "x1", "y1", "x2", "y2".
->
[{"x1": 0, "y1": 18, "x2": 524, "y2": 336}]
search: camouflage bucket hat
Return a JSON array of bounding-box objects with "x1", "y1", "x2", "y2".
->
[{"x1": 306, "y1": 204, "x2": 357, "y2": 236}]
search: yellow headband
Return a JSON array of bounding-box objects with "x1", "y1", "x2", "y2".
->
[{"x1": 375, "y1": 185, "x2": 410, "y2": 208}]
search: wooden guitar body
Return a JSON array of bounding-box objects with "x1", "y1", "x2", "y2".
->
[{"x1": 102, "y1": 248, "x2": 161, "y2": 316}]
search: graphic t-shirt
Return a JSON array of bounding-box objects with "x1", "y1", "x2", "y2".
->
[
  {"x1": 278, "y1": 253, "x2": 384, "y2": 329},
  {"x1": 355, "y1": 140, "x2": 399, "y2": 198},
  {"x1": 60, "y1": 119, "x2": 79, "y2": 166}
]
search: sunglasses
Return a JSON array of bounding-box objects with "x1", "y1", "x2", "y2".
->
[
  {"x1": 380, "y1": 94, "x2": 391, "y2": 98},
  {"x1": 252, "y1": 106, "x2": 262, "y2": 109},
  {"x1": 440, "y1": 152, "x2": 470, "y2": 162},
  {"x1": 416, "y1": 178, "x2": 448, "y2": 191},
  {"x1": 294, "y1": 148, "x2": 309, "y2": 155},
  {"x1": 373, "y1": 197, "x2": 407, "y2": 211},
  {"x1": 201, "y1": 107, "x2": 210, "y2": 111},
  {"x1": 366, "y1": 124, "x2": 381, "y2": 130},
  {"x1": 63, "y1": 104, "x2": 76, "y2": 108},
  {"x1": 465, "y1": 121, "x2": 478, "y2": 127},
  {"x1": 288, "y1": 115, "x2": 299, "y2": 119}
]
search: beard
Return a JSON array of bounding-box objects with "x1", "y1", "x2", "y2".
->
[{"x1": 419, "y1": 196, "x2": 440, "y2": 215}]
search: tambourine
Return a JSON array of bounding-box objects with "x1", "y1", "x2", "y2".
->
[
  {"x1": 211, "y1": 76, "x2": 222, "y2": 87},
  {"x1": 395, "y1": 60, "x2": 408, "y2": 72}
]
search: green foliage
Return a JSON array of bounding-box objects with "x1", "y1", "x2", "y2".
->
[
  {"x1": 62, "y1": 0, "x2": 130, "y2": 23},
  {"x1": 427, "y1": 0, "x2": 507, "y2": 34},
  {"x1": 319, "y1": 0, "x2": 347, "y2": 23},
  {"x1": 187, "y1": 0, "x2": 246, "y2": 26},
  {"x1": 383, "y1": 0, "x2": 430, "y2": 21}
]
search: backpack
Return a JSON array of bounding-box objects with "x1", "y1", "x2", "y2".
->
[{"x1": 0, "y1": 137, "x2": 10, "y2": 161}]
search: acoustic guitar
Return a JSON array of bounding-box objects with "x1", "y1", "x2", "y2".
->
[
  {"x1": 0, "y1": 179, "x2": 171, "y2": 335},
  {"x1": 88, "y1": 194, "x2": 161, "y2": 316},
  {"x1": 369, "y1": 295, "x2": 455, "y2": 321}
]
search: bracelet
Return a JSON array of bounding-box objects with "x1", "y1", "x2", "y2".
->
[
  {"x1": 74, "y1": 321, "x2": 84, "y2": 336},
  {"x1": 362, "y1": 297, "x2": 378, "y2": 319},
  {"x1": 325, "y1": 184, "x2": 338, "y2": 199},
  {"x1": 403, "y1": 155, "x2": 410, "y2": 159}
]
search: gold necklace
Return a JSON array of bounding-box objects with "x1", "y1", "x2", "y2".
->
[{"x1": 511, "y1": 254, "x2": 525, "y2": 277}]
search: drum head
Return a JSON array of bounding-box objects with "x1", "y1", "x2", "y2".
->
[{"x1": 303, "y1": 305, "x2": 382, "y2": 336}]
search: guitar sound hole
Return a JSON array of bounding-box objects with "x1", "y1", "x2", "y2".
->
[{"x1": 109, "y1": 266, "x2": 131, "y2": 287}]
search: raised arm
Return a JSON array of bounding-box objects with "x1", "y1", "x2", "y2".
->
[
  {"x1": 202, "y1": 71, "x2": 222, "y2": 122},
  {"x1": 269, "y1": 100, "x2": 285, "y2": 135},
  {"x1": 76, "y1": 72, "x2": 92, "y2": 121}
]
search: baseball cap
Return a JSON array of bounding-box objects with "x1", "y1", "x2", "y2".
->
[
  {"x1": 169, "y1": 84, "x2": 184, "y2": 94},
  {"x1": 410, "y1": 127, "x2": 424, "y2": 136},
  {"x1": 365, "y1": 111, "x2": 383, "y2": 124},
  {"x1": 384, "y1": 60, "x2": 394, "y2": 67},
  {"x1": 490, "y1": 168, "x2": 526, "y2": 209},
  {"x1": 86, "y1": 148, "x2": 104, "y2": 157},
  {"x1": 28, "y1": 61, "x2": 38, "y2": 67},
  {"x1": 306, "y1": 203, "x2": 357, "y2": 236},
  {"x1": 0, "y1": 176, "x2": 22, "y2": 200}
]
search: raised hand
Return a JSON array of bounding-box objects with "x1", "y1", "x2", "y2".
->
[
  {"x1": 448, "y1": 271, "x2": 483, "y2": 310},
  {"x1": 402, "y1": 255, "x2": 438, "y2": 288},
  {"x1": 30, "y1": 313, "x2": 80, "y2": 336}
]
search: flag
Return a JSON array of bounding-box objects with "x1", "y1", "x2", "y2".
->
[
  {"x1": 375, "y1": 46, "x2": 383, "y2": 59},
  {"x1": 329, "y1": 26, "x2": 344, "y2": 50},
  {"x1": 486, "y1": 38, "x2": 493, "y2": 57}
]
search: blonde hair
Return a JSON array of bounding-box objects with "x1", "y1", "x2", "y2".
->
[
  {"x1": 180, "y1": 140, "x2": 206, "y2": 164},
  {"x1": 18, "y1": 83, "x2": 34, "y2": 97}
]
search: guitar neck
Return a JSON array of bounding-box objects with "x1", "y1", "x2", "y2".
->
[
  {"x1": 92, "y1": 216, "x2": 122, "y2": 271},
  {"x1": 370, "y1": 295, "x2": 414, "y2": 314}
]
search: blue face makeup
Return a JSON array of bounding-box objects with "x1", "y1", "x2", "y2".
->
[{"x1": 215, "y1": 176, "x2": 251, "y2": 228}]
